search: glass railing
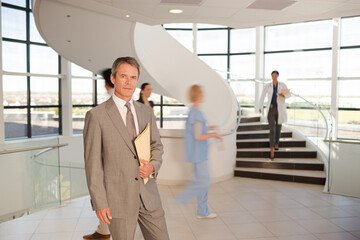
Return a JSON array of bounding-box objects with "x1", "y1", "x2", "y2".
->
[
  {"x1": 223, "y1": 73, "x2": 331, "y2": 146},
  {"x1": 286, "y1": 92, "x2": 331, "y2": 145},
  {"x1": 0, "y1": 137, "x2": 87, "y2": 222}
]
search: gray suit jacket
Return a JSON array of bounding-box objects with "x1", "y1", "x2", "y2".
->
[{"x1": 83, "y1": 97, "x2": 164, "y2": 218}]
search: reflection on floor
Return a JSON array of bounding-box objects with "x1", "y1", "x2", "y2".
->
[{"x1": 1, "y1": 177, "x2": 360, "y2": 240}]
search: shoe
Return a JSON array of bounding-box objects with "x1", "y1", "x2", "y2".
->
[
  {"x1": 197, "y1": 213, "x2": 217, "y2": 219},
  {"x1": 270, "y1": 147, "x2": 275, "y2": 160},
  {"x1": 83, "y1": 231, "x2": 110, "y2": 240}
]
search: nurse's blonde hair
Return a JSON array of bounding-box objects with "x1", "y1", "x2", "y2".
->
[{"x1": 188, "y1": 85, "x2": 202, "y2": 103}]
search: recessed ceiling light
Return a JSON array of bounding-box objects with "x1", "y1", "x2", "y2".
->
[
  {"x1": 125, "y1": 14, "x2": 130, "y2": 18},
  {"x1": 169, "y1": 9, "x2": 183, "y2": 14}
]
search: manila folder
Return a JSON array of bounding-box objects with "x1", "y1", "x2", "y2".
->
[
  {"x1": 134, "y1": 122, "x2": 150, "y2": 184},
  {"x1": 277, "y1": 89, "x2": 290, "y2": 101}
]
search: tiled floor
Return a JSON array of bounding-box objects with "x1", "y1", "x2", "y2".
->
[{"x1": 1, "y1": 177, "x2": 360, "y2": 240}]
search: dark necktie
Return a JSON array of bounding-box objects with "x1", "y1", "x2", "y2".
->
[{"x1": 125, "y1": 102, "x2": 137, "y2": 141}]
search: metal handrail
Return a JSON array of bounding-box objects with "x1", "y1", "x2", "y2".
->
[
  {"x1": 0, "y1": 143, "x2": 68, "y2": 155},
  {"x1": 31, "y1": 144, "x2": 85, "y2": 169},
  {"x1": 324, "y1": 139, "x2": 360, "y2": 145}
]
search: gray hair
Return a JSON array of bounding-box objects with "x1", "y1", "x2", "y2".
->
[{"x1": 111, "y1": 56, "x2": 140, "y2": 77}]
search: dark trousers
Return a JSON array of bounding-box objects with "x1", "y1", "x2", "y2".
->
[{"x1": 267, "y1": 105, "x2": 282, "y2": 148}]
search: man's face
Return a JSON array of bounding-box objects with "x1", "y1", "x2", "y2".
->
[
  {"x1": 272, "y1": 73, "x2": 278, "y2": 82},
  {"x1": 111, "y1": 63, "x2": 139, "y2": 101}
]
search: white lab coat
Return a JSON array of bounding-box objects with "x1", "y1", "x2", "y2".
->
[{"x1": 259, "y1": 81, "x2": 290, "y2": 124}]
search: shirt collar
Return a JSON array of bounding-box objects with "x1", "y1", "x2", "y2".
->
[{"x1": 112, "y1": 94, "x2": 134, "y2": 108}]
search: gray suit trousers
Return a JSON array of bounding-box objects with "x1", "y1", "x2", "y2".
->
[
  {"x1": 108, "y1": 197, "x2": 169, "y2": 240},
  {"x1": 267, "y1": 105, "x2": 282, "y2": 148}
]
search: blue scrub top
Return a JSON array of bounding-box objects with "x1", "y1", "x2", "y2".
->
[{"x1": 185, "y1": 107, "x2": 209, "y2": 163}]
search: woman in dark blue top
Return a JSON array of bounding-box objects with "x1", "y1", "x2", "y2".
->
[{"x1": 137, "y1": 83, "x2": 154, "y2": 108}]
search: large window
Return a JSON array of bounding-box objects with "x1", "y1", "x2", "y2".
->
[
  {"x1": 164, "y1": 24, "x2": 257, "y2": 109},
  {"x1": 264, "y1": 20, "x2": 333, "y2": 138},
  {"x1": 264, "y1": 20, "x2": 333, "y2": 78},
  {"x1": 197, "y1": 24, "x2": 228, "y2": 77},
  {"x1": 163, "y1": 23, "x2": 193, "y2": 53},
  {"x1": 71, "y1": 64, "x2": 100, "y2": 135},
  {"x1": 338, "y1": 16, "x2": 360, "y2": 139},
  {"x1": 2, "y1": 1, "x2": 61, "y2": 139},
  {"x1": 229, "y1": 28, "x2": 256, "y2": 106}
]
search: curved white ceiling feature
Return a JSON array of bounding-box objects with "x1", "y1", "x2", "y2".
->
[
  {"x1": 39, "y1": 0, "x2": 360, "y2": 29},
  {"x1": 133, "y1": 23, "x2": 238, "y2": 129},
  {"x1": 33, "y1": 0, "x2": 171, "y2": 96},
  {"x1": 33, "y1": 0, "x2": 238, "y2": 131}
]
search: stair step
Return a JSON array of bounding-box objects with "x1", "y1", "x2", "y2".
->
[
  {"x1": 237, "y1": 130, "x2": 292, "y2": 140},
  {"x1": 237, "y1": 139, "x2": 306, "y2": 148},
  {"x1": 236, "y1": 158, "x2": 324, "y2": 170},
  {"x1": 236, "y1": 157, "x2": 323, "y2": 164},
  {"x1": 237, "y1": 122, "x2": 269, "y2": 131},
  {"x1": 236, "y1": 148, "x2": 317, "y2": 158},
  {"x1": 240, "y1": 116, "x2": 261, "y2": 123},
  {"x1": 234, "y1": 167, "x2": 326, "y2": 185}
]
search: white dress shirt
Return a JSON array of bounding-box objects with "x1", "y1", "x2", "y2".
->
[{"x1": 112, "y1": 95, "x2": 139, "y2": 135}]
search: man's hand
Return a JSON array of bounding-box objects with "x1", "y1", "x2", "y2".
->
[
  {"x1": 139, "y1": 159, "x2": 154, "y2": 179},
  {"x1": 259, "y1": 108, "x2": 262, "y2": 113},
  {"x1": 96, "y1": 207, "x2": 112, "y2": 224}
]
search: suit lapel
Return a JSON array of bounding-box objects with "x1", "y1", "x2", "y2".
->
[
  {"x1": 105, "y1": 98, "x2": 136, "y2": 155},
  {"x1": 134, "y1": 101, "x2": 146, "y2": 133}
]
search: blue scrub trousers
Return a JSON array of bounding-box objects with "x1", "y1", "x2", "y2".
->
[{"x1": 177, "y1": 160, "x2": 211, "y2": 217}]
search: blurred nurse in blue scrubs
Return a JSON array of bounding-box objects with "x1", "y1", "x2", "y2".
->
[{"x1": 176, "y1": 85, "x2": 222, "y2": 219}]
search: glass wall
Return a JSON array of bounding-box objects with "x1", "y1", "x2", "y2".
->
[
  {"x1": 71, "y1": 64, "x2": 103, "y2": 134},
  {"x1": 229, "y1": 28, "x2": 256, "y2": 106},
  {"x1": 165, "y1": 18, "x2": 359, "y2": 139},
  {"x1": 338, "y1": 16, "x2": 360, "y2": 139},
  {"x1": 1, "y1": 1, "x2": 360, "y2": 140},
  {"x1": 2, "y1": 1, "x2": 61, "y2": 139},
  {"x1": 264, "y1": 20, "x2": 333, "y2": 139},
  {"x1": 163, "y1": 23, "x2": 193, "y2": 53},
  {"x1": 164, "y1": 24, "x2": 257, "y2": 107}
]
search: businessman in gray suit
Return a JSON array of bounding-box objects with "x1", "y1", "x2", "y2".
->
[{"x1": 83, "y1": 57, "x2": 169, "y2": 240}]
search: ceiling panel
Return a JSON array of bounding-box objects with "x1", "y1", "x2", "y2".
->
[
  {"x1": 246, "y1": 0, "x2": 296, "y2": 11},
  {"x1": 202, "y1": 0, "x2": 253, "y2": 8},
  {"x1": 111, "y1": 0, "x2": 160, "y2": 4},
  {"x1": 285, "y1": 1, "x2": 343, "y2": 15},
  {"x1": 112, "y1": 2, "x2": 156, "y2": 16},
  {"x1": 194, "y1": 7, "x2": 238, "y2": 18}
]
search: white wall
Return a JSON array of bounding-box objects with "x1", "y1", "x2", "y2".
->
[
  {"x1": 328, "y1": 141, "x2": 360, "y2": 198},
  {"x1": 157, "y1": 129, "x2": 235, "y2": 185}
]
